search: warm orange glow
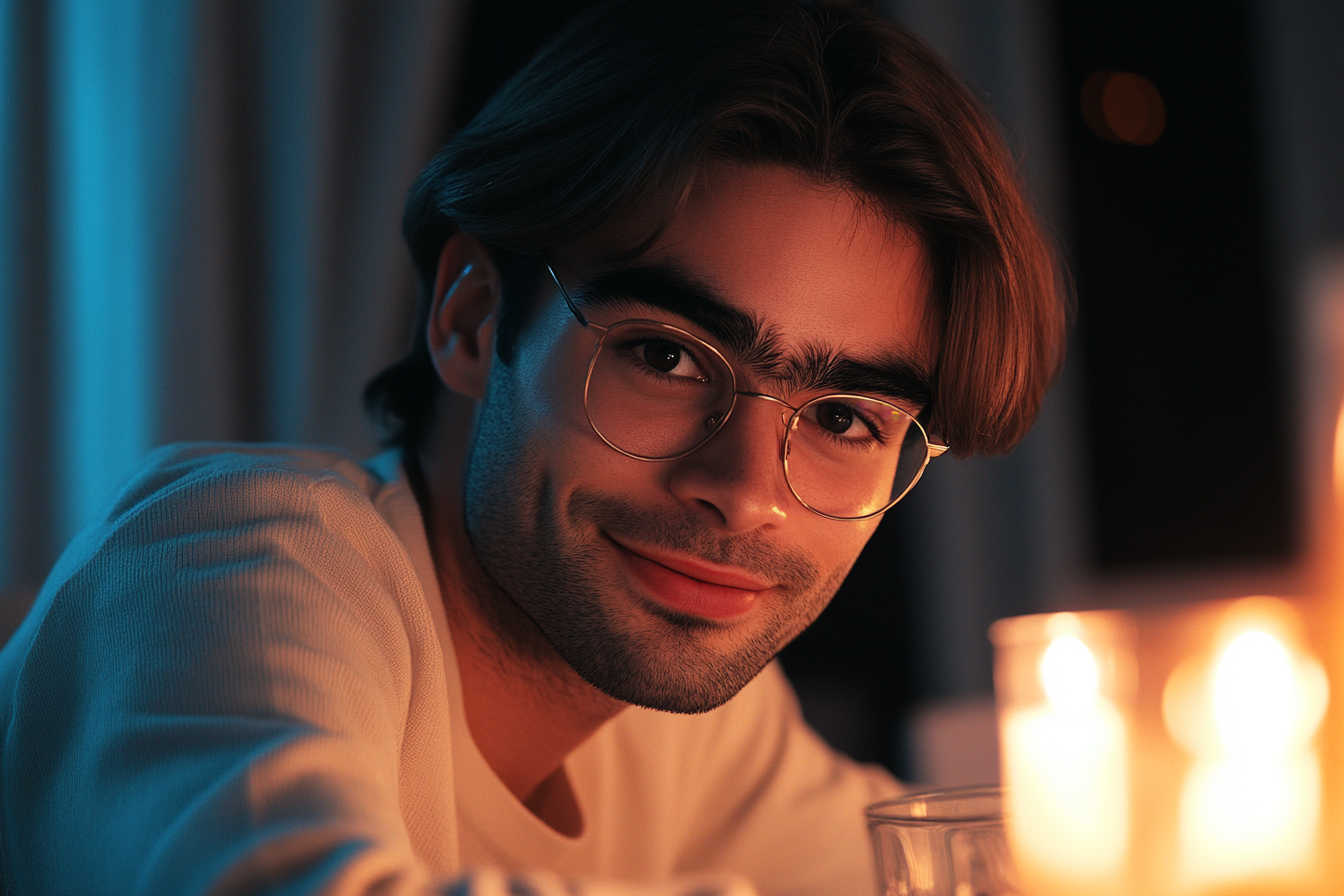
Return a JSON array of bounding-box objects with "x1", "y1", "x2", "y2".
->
[
  {"x1": 1163, "y1": 606, "x2": 1329, "y2": 890},
  {"x1": 1333, "y1": 397, "x2": 1344, "y2": 500},
  {"x1": 1003, "y1": 621, "x2": 1129, "y2": 894},
  {"x1": 1082, "y1": 70, "x2": 1166, "y2": 146},
  {"x1": 995, "y1": 600, "x2": 1337, "y2": 895}
]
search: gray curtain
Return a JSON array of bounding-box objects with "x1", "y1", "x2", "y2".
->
[{"x1": 0, "y1": 0, "x2": 467, "y2": 624}]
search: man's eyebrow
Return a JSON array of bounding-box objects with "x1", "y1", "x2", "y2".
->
[
  {"x1": 573, "y1": 263, "x2": 934, "y2": 406},
  {"x1": 774, "y1": 348, "x2": 934, "y2": 409},
  {"x1": 572, "y1": 265, "x2": 761, "y2": 358}
]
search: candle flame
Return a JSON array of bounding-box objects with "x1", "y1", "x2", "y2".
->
[
  {"x1": 1041, "y1": 635, "x2": 1099, "y2": 712},
  {"x1": 1006, "y1": 630, "x2": 1129, "y2": 888},
  {"x1": 1171, "y1": 620, "x2": 1329, "y2": 887},
  {"x1": 1214, "y1": 630, "x2": 1322, "y2": 758},
  {"x1": 1164, "y1": 601, "x2": 1330, "y2": 758}
]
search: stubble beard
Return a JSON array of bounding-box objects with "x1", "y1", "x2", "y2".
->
[{"x1": 461, "y1": 392, "x2": 847, "y2": 714}]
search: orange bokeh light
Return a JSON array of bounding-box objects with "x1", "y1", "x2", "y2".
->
[{"x1": 1082, "y1": 70, "x2": 1166, "y2": 146}]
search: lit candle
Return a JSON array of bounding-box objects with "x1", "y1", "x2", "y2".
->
[
  {"x1": 1162, "y1": 606, "x2": 1329, "y2": 892},
  {"x1": 1000, "y1": 616, "x2": 1130, "y2": 896}
]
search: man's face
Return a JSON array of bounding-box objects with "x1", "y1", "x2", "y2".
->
[{"x1": 462, "y1": 164, "x2": 934, "y2": 713}]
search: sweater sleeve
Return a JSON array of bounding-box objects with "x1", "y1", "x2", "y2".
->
[{"x1": 0, "y1": 452, "x2": 451, "y2": 896}]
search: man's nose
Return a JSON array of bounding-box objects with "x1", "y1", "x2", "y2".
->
[{"x1": 665, "y1": 395, "x2": 793, "y2": 532}]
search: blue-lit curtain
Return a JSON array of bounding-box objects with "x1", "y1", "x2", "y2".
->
[{"x1": 0, "y1": 0, "x2": 466, "y2": 620}]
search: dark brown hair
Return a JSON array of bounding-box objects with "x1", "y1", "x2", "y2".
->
[{"x1": 366, "y1": 0, "x2": 1068, "y2": 456}]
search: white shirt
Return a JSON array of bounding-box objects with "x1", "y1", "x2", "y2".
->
[{"x1": 0, "y1": 444, "x2": 898, "y2": 895}]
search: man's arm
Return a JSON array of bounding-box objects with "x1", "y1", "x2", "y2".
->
[{"x1": 1, "y1": 451, "x2": 452, "y2": 894}]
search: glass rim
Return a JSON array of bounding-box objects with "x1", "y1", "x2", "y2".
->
[
  {"x1": 865, "y1": 785, "x2": 1003, "y2": 826},
  {"x1": 987, "y1": 609, "x2": 1136, "y2": 649}
]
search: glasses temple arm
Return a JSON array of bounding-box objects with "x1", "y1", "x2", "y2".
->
[{"x1": 545, "y1": 261, "x2": 590, "y2": 328}]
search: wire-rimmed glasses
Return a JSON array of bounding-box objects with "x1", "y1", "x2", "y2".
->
[{"x1": 546, "y1": 264, "x2": 949, "y2": 521}]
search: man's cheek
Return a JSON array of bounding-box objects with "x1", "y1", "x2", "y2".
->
[{"x1": 808, "y1": 526, "x2": 875, "y2": 575}]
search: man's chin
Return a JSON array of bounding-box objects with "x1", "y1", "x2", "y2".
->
[
  {"x1": 528, "y1": 590, "x2": 790, "y2": 714},
  {"x1": 563, "y1": 646, "x2": 777, "y2": 715}
]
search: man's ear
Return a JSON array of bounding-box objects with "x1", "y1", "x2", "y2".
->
[{"x1": 427, "y1": 232, "x2": 501, "y2": 400}]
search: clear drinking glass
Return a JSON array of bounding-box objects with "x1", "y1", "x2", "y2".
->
[{"x1": 866, "y1": 786, "x2": 1018, "y2": 896}]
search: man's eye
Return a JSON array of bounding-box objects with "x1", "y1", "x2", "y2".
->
[
  {"x1": 634, "y1": 339, "x2": 704, "y2": 380},
  {"x1": 815, "y1": 401, "x2": 856, "y2": 435},
  {"x1": 640, "y1": 339, "x2": 684, "y2": 374},
  {"x1": 805, "y1": 400, "x2": 887, "y2": 445}
]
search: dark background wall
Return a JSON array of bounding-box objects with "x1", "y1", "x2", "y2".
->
[{"x1": 1061, "y1": 0, "x2": 1294, "y2": 571}]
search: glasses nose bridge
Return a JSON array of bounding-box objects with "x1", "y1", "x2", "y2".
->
[
  {"x1": 700, "y1": 390, "x2": 793, "y2": 469},
  {"x1": 732, "y1": 389, "x2": 795, "y2": 432},
  {"x1": 711, "y1": 390, "x2": 796, "y2": 461}
]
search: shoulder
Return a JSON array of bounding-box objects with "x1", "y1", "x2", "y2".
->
[
  {"x1": 106, "y1": 442, "x2": 383, "y2": 522},
  {"x1": 0, "y1": 445, "x2": 452, "y2": 893},
  {"x1": 75, "y1": 442, "x2": 413, "y2": 573},
  {"x1": 8, "y1": 443, "x2": 426, "y2": 675},
  {"x1": 1, "y1": 441, "x2": 436, "y2": 732}
]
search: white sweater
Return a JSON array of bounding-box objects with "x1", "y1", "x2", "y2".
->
[{"x1": 0, "y1": 444, "x2": 898, "y2": 896}]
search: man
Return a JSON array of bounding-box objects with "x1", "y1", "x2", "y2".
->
[{"x1": 0, "y1": 2, "x2": 1065, "y2": 894}]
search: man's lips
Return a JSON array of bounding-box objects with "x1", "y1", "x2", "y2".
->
[{"x1": 605, "y1": 534, "x2": 773, "y2": 620}]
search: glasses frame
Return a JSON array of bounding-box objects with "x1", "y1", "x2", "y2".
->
[{"x1": 545, "y1": 263, "x2": 949, "y2": 521}]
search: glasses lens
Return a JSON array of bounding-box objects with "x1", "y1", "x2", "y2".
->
[
  {"x1": 784, "y1": 395, "x2": 931, "y2": 519},
  {"x1": 584, "y1": 321, "x2": 736, "y2": 459}
]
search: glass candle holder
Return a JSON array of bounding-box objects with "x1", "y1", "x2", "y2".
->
[
  {"x1": 990, "y1": 611, "x2": 1135, "y2": 896},
  {"x1": 991, "y1": 599, "x2": 1335, "y2": 896},
  {"x1": 1155, "y1": 597, "x2": 1329, "y2": 895}
]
